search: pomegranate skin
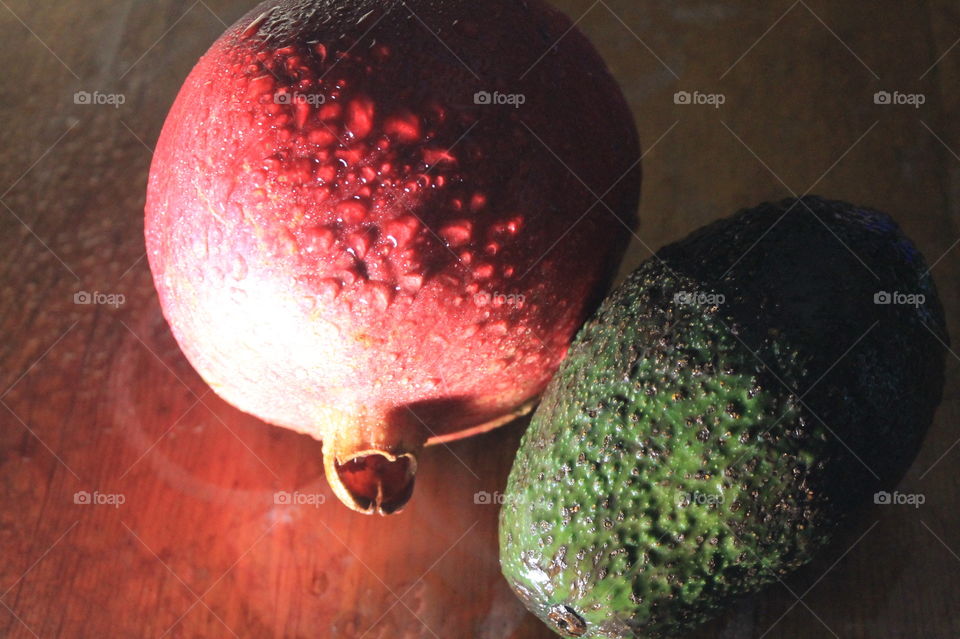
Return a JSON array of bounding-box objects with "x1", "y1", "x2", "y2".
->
[{"x1": 145, "y1": 0, "x2": 640, "y2": 513}]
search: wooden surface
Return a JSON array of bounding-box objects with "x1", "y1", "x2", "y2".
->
[{"x1": 1, "y1": 1, "x2": 959, "y2": 637}]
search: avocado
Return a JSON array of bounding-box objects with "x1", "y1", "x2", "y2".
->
[{"x1": 499, "y1": 196, "x2": 947, "y2": 638}]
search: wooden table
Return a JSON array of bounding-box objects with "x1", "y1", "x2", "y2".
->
[{"x1": 1, "y1": 1, "x2": 958, "y2": 637}]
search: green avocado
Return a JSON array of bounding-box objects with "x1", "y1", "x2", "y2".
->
[{"x1": 499, "y1": 197, "x2": 947, "y2": 638}]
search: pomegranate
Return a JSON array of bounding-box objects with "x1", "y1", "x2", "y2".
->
[{"x1": 145, "y1": 0, "x2": 640, "y2": 514}]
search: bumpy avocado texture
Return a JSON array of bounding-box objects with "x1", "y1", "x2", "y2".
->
[{"x1": 499, "y1": 196, "x2": 947, "y2": 638}]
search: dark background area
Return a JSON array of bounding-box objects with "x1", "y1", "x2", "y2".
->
[{"x1": 1, "y1": 1, "x2": 958, "y2": 637}]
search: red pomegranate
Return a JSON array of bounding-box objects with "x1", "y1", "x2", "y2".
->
[{"x1": 145, "y1": 0, "x2": 640, "y2": 514}]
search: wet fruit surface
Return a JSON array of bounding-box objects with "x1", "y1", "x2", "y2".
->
[
  {"x1": 145, "y1": 0, "x2": 641, "y2": 512},
  {"x1": 500, "y1": 198, "x2": 947, "y2": 637}
]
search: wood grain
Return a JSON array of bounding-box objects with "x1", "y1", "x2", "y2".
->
[{"x1": 1, "y1": 1, "x2": 958, "y2": 637}]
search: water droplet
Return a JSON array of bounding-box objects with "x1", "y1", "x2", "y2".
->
[
  {"x1": 400, "y1": 272, "x2": 423, "y2": 293},
  {"x1": 302, "y1": 226, "x2": 336, "y2": 253},
  {"x1": 384, "y1": 215, "x2": 420, "y2": 247},
  {"x1": 346, "y1": 229, "x2": 374, "y2": 260},
  {"x1": 337, "y1": 199, "x2": 368, "y2": 223},
  {"x1": 488, "y1": 321, "x2": 509, "y2": 336},
  {"x1": 319, "y1": 102, "x2": 342, "y2": 121},
  {"x1": 384, "y1": 112, "x2": 422, "y2": 143},
  {"x1": 365, "y1": 281, "x2": 393, "y2": 311},
  {"x1": 294, "y1": 100, "x2": 312, "y2": 128},
  {"x1": 347, "y1": 97, "x2": 375, "y2": 139},
  {"x1": 308, "y1": 128, "x2": 336, "y2": 147},
  {"x1": 230, "y1": 287, "x2": 248, "y2": 301},
  {"x1": 246, "y1": 74, "x2": 274, "y2": 99},
  {"x1": 440, "y1": 221, "x2": 472, "y2": 247},
  {"x1": 422, "y1": 148, "x2": 456, "y2": 166},
  {"x1": 473, "y1": 263, "x2": 494, "y2": 279},
  {"x1": 300, "y1": 295, "x2": 317, "y2": 311}
]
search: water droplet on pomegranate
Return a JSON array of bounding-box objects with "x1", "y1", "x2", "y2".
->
[
  {"x1": 441, "y1": 221, "x2": 473, "y2": 247},
  {"x1": 294, "y1": 100, "x2": 312, "y2": 128},
  {"x1": 230, "y1": 287, "x2": 248, "y2": 301},
  {"x1": 400, "y1": 272, "x2": 423, "y2": 293},
  {"x1": 247, "y1": 75, "x2": 274, "y2": 99},
  {"x1": 384, "y1": 215, "x2": 420, "y2": 247},
  {"x1": 384, "y1": 112, "x2": 422, "y2": 143},
  {"x1": 317, "y1": 164, "x2": 337, "y2": 183},
  {"x1": 365, "y1": 281, "x2": 393, "y2": 311},
  {"x1": 346, "y1": 229, "x2": 374, "y2": 260},
  {"x1": 319, "y1": 102, "x2": 342, "y2": 121},
  {"x1": 473, "y1": 263, "x2": 494, "y2": 279},
  {"x1": 308, "y1": 128, "x2": 336, "y2": 147},
  {"x1": 337, "y1": 200, "x2": 368, "y2": 223},
  {"x1": 488, "y1": 321, "x2": 509, "y2": 336},
  {"x1": 348, "y1": 97, "x2": 375, "y2": 139},
  {"x1": 422, "y1": 148, "x2": 456, "y2": 166},
  {"x1": 302, "y1": 226, "x2": 336, "y2": 253}
]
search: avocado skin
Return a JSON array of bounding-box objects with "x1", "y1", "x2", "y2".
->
[{"x1": 499, "y1": 197, "x2": 947, "y2": 638}]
